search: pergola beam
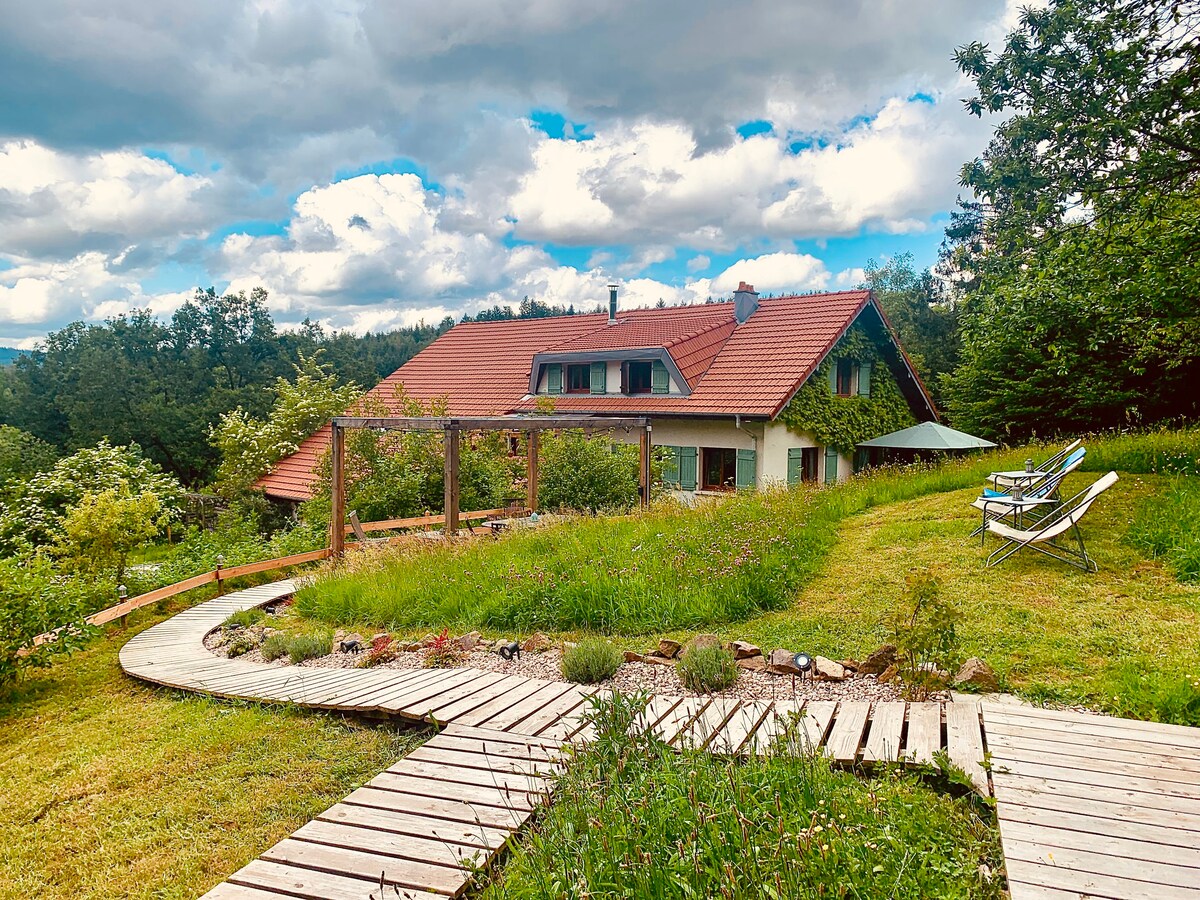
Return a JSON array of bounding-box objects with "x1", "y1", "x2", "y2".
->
[{"x1": 332, "y1": 415, "x2": 651, "y2": 432}]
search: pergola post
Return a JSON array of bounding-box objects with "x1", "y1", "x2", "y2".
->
[
  {"x1": 443, "y1": 426, "x2": 460, "y2": 536},
  {"x1": 329, "y1": 422, "x2": 346, "y2": 558},
  {"x1": 526, "y1": 431, "x2": 539, "y2": 513},
  {"x1": 639, "y1": 425, "x2": 652, "y2": 507}
]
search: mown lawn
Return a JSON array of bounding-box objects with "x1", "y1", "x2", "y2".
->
[{"x1": 0, "y1": 605, "x2": 426, "y2": 900}]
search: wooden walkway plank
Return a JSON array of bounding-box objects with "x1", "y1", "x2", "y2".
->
[
  {"x1": 712, "y1": 700, "x2": 773, "y2": 755},
  {"x1": 450, "y1": 678, "x2": 552, "y2": 728},
  {"x1": 994, "y1": 784, "x2": 1200, "y2": 833},
  {"x1": 426, "y1": 674, "x2": 532, "y2": 722},
  {"x1": 824, "y1": 701, "x2": 869, "y2": 763},
  {"x1": 655, "y1": 697, "x2": 711, "y2": 746},
  {"x1": 340, "y1": 785, "x2": 526, "y2": 831},
  {"x1": 509, "y1": 685, "x2": 593, "y2": 736},
  {"x1": 316, "y1": 801, "x2": 512, "y2": 850},
  {"x1": 983, "y1": 706, "x2": 1200, "y2": 751},
  {"x1": 904, "y1": 702, "x2": 942, "y2": 765},
  {"x1": 409, "y1": 745, "x2": 563, "y2": 779},
  {"x1": 944, "y1": 701, "x2": 989, "y2": 794},
  {"x1": 292, "y1": 818, "x2": 488, "y2": 872},
  {"x1": 998, "y1": 816, "x2": 1200, "y2": 869},
  {"x1": 473, "y1": 681, "x2": 577, "y2": 732},
  {"x1": 861, "y1": 702, "x2": 906, "y2": 764},
  {"x1": 1004, "y1": 858, "x2": 1200, "y2": 900},
  {"x1": 984, "y1": 723, "x2": 1200, "y2": 772}
]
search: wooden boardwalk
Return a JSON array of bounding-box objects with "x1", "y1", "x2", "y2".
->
[
  {"x1": 120, "y1": 580, "x2": 1200, "y2": 899},
  {"x1": 984, "y1": 703, "x2": 1200, "y2": 900}
]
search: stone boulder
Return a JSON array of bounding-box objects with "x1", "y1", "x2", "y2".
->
[
  {"x1": 858, "y1": 643, "x2": 897, "y2": 676},
  {"x1": 456, "y1": 631, "x2": 482, "y2": 651},
  {"x1": 522, "y1": 632, "x2": 552, "y2": 653},
  {"x1": 766, "y1": 649, "x2": 802, "y2": 675},
  {"x1": 878, "y1": 663, "x2": 899, "y2": 684},
  {"x1": 736, "y1": 655, "x2": 766, "y2": 672},
  {"x1": 657, "y1": 639, "x2": 683, "y2": 659},
  {"x1": 644, "y1": 654, "x2": 675, "y2": 666},
  {"x1": 624, "y1": 650, "x2": 645, "y2": 663},
  {"x1": 813, "y1": 656, "x2": 846, "y2": 681},
  {"x1": 954, "y1": 657, "x2": 999, "y2": 692},
  {"x1": 730, "y1": 641, "x2": 762, "y2": 660}
]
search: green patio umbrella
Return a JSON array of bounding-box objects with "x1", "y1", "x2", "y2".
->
[{"x1": 857, "y1": 421, "x2": 996, "y2": 451}]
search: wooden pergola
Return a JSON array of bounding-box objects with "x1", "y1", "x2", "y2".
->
[{"x1": 328, "y1": 415, "x2": 652, "y2": 556}]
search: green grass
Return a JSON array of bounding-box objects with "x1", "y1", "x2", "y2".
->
[
  {"x1": 222, "y1": 608, "x2": 266, "y2": 628},
  {"x1": 1128, "y1": 475, "x2": 1200, "y2": 582},
  {"x1": 298, "y1": 450, "x2": 1035, "y2": 635},
  {"x1": 0, "y1": 607, "x2": 426, "y2": 900},
  {"x1": 484, "y1": 694, "x2": 1002, "y2": 899}
]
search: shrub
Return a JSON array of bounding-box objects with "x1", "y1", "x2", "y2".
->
[
  {"x1": 561, "y1": 639, "x2": 623, "y2": 684},
  {"x1": 890, "y1": 569, "x2": 961, "y2": 700},
  {"x1": 676, "y1": 644, "x2": 738, "y2": 693},
  {"x1": 225, "y1": 633, "x2": 259, "y2": 658},
  {"x1": 0, "y1": 555, "x2": 100, "y2": 686},
  {"x1": 285, "y1": 631, "x2": 332, "y2": 664},
  {"x1": 537, "y1": 429, "x2": 642, "y2": 512},
  {"x1": 261, "y1": 633, "x2": 290, "y2": 662},
  {"x1": 357, "y1": 634, "x2": 399, "y2": 668},
  {"x1": 222, "y1": 608, "x2": 265, "y2": 629},
  {"x1": 423, "y1": 628, "x2": 464, "y2": 668}
]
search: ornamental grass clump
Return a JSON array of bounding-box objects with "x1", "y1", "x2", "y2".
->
[
  {"x1": 561, "y1": 638, "x2": 623, "y2": 684},
  {"x1": 676, "y1": 644, "x2": 738, "y2": 693},
  {"x1": 260, "y1": 633, "x2": 289, "y2": 661},
  {"x1": 285, "y1": 631, "x2": 332, "y2": 664}
]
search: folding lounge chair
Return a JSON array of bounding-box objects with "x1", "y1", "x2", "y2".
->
[
  {"x1": 991, "y1": 439, "x2": 1081, "y2": 490},
  {"x1": 971, "y1": 447, "x2": 1087, "y2": 541},
  {"x1": 984, "y1": 472, "x2": 1119, "y2": 572}
]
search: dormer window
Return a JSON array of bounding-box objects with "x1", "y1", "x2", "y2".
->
[
  {"x1": 566, "y1": 364, "x2": 590, "y2": 393},
  {"x1": 626, "y1": 361, "x2": 653, "y2": 394}
]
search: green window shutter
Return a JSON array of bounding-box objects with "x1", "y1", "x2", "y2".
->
[
  {"x1": 824, "y1": 447, "x2": 839, "y2": 484},
  {"x1": 546, "y1": 363, "x2": 563, "y2": 394},
  {"x1": 651, "y1": 360, "x2": 670, "y2": 394},
  {"x1": 589, "y1": 361, "x2": 607, "y2": 394},
  {"x1": 660, "y1": 445, "x2": 680, "y2": 486},
  {"x1": 827, "y1": 359, "x2": 839, "y2": 394},
  {"x1": 679, "y1": 446, "x2": 698, "y2": 491},
  {"x1": 857, "y1": 361, "x2": 872, "y2": 397},
  {"x1": 735, "y1": 448, "x2": 757, "y2": 490},
  {"x1": 787, "y1": 447, "x2": 804, "y2": 485}
]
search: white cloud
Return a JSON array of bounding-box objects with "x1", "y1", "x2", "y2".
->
[
  {"x1": 686, "y1": 254, "x2": 710, "y2": 273},
  {"x1": 711, "y1": 253, "x2": 832, "y2": 294}
]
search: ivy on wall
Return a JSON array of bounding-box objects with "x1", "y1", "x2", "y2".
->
[{"x1": 778, "y1": 325, "x2": 917, "y2": 453}]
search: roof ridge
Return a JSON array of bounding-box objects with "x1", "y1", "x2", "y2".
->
[{"x1": 663, "y1": 315, "x2": 736, "y2": 348}]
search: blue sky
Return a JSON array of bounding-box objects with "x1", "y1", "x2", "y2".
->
[{"x1": 0, "y1": 0, "x2": 1013, "y2": 345}]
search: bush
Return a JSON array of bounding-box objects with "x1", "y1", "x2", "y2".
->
[
  {"x1": 537, "y1": 430, "x2": 642, "y2": 512},
  {"x1": 0, "y1": 555, "x2": 101, "y2": 686},
  {"x1": 225, "y1": 633, "x2": 259, "y2": 658},
  {"x1": 285, "y1": 631, "x2": 332, "y2": 664},
  {"x1": 222, "y1": 608, "x2": 265, "y2": 629},
  {"x1": 423, "y1": 628, "x2": 464, "y2": 668},
  {"x1": 261, "y1": 633, "x2": 290, "y2": 662},
  {"x1": 676, "y1": 644, "x2": 738, "y2": 693},
  {"x1": 890, "y1": 569, "x2": 961, "y2": 700},
  {"x1": 561, "y1": 639, "x2": 623, "y2": 684}
]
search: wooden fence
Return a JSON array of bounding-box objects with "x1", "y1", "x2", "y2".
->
[{"x1": 30, "y1": 506, "x2": 508, "y2": 651}]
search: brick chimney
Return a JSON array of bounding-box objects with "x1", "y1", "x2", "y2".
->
[{"x1": 733, "y1": 281, "x2": 759, "y2": 324}]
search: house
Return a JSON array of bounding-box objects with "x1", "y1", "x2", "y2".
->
[{"x1": 256, "y1": 283, "x2": 936, "y2": 501}]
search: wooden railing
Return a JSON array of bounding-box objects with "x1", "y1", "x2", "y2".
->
[
  {"x1": 343, "y1": 508, "x2": 509, "y2": 535},
  {"x1": 30, "y1": 547, "x2": 332, "y2": 649}
]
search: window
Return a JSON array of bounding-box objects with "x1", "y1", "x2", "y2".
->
[
  {"x1": 566, "y1": 364, "x2": 590, "y2": 393},
  {"x1": 702, "y1": 448, "x2": 737, "y2": 490},
  {"x1": 787, "y1": 447, "x2": 819, "y2": 484},
  {"x1": 626, "y1": 360, "x2": 653, "y2": 394},
  {"x1": 836, "y1": 358, "x2": 854, "y2": 396}
]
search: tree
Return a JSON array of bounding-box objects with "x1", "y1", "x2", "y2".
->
[
  {"x1": 862, "y1": 255, "x2": 959, "y2": 405},
  {"x1": 0, "y1": 555, "x2": 98, "y2": 687},
  {"x1": 940, "y1": 0, "x2": 1200, "y2": 438},
  {"x1": 0, "y1": 426, "x2": 57, "y2": 499},
  {"x1": 211, "y1": 353, "x2": 363, "y2": 497},
  {"x1": 537, "y1": 431, "x2": 642, "y2": 512},
  {"x1": 55, "y1": 488, "x2": 166, "y2": 585},
  {"x1": 0, "y1": 440, "x2": 183, "y2": 551}
]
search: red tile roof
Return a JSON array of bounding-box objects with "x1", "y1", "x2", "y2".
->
[{"x1": 257, "y1": 290, "x2": 932, "y2": 500}]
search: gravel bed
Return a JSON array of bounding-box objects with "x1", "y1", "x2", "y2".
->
[{"x1": 203, "y1": 629, "x2": 916, "y2": 702}]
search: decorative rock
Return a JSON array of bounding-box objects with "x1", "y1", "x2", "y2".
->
[
  {"x1": 736, "y1": 655, "x2": 766, "y2": 672},
  {"x1": 859, "y1": 643, "x2": 897, "y2": 676},
  {"x1": 954, "y1": 657, "x2": 999, "y2": 692},
  {"x1": 403, "y1": 641, "x2": 423, "y2": 652},
  {"x1": 813, "y1": 656, "x2": 846, "y2": 681},
  {"x1": 878, "y1": 663, "x2": 899, "y2": 684},
  {"x1": 766, "y1": 649, "x2": 802, "y2": 675},
  {"x1": 684, "y1": 634, "x2": 720, "y2": 655},
  {"x1": 522, "y1": 632, "x2": 552, "y2": 653},
  {"x1": 644, "y1": 654, "x2": 675, "y2": 666},
  {"x1": 457, "y1": 631, "x2": 482, "y2": 651},
  {"x1": 657, "y1": 639, "x2": 683, "y2": 659},
  {"x1": 839, "y1": 659, "x2": 859, "y2": 673},
  {"x1": 730, "y1": 640, "x2": 762, "y2": 660},
  {"x1": 624, "y1": 650, "x2": 645, "y2": 663}
]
